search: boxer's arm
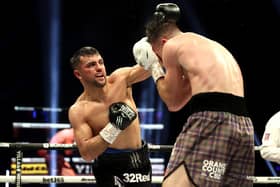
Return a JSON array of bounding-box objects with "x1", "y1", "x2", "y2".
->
[
  {"x1": 110, "y1": 64, "x2": 151, "y2": 87},
  {"x1": 99, "y1": 102, "x2": 137, "y2": 144},
  {"x1": 68, "y1": 102, "x2": 137, "y2": 161},
  {"x1": 156, "y1": 41, "x2": 190, "y2": 111},
  {"x1": 127, "y1": 64, "x2": 151, "y2": 86},
  {"x1": 68, "y1": 105, "x2": 108, "y2": 161},
  {"x1": 133, "y1": 37, "x2": 190, "y2": 111}
]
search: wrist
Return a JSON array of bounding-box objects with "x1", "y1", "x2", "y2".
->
[
  {"x1": 99, "y1": 122, "x2": 121, "y2": 144},
  {"x1": 151, "y1": 61, "x2": 165, "y2": 83}
]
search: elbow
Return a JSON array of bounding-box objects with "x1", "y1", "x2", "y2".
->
[
  {"x1": 167, "y1": 105, "x2": 181, "y2": 112},
  {"x1": 80, "y1": 151, "x2": 96, "y2": 162},
  {"x1": 162, "y1": 97, "x2": 181, "y2": 112},
  {"x1": 165, "y1": 100, "x2": 185, "y2": 112},
  {"x1": 79, "y1": 147, "x2": 97, "y2": 162},
  {"x1": 162, "y1": 94, "x2": 188, "y2": 112}
]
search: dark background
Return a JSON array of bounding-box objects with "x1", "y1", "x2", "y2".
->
[{"x1": 0, "y1": 0, "x2": 278, "y2": 185}]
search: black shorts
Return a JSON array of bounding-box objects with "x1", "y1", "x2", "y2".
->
[{"x1": 92, "y1": 142, "x2": 152, "y2": 187}]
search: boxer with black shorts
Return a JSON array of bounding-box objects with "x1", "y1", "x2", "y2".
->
[
  {"x1": 92, "y1": 142, "x2": 151, "y2": 187},
  {"x1": 68, "y1": 46, "x2": 152, "y2": 186},
  {"x1": 133, "y1": 3, "x2": 255, "y2": 187}
]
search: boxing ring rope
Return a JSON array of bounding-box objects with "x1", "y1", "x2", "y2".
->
[
  {"x1": 0, "y1": 142, "x2": 278, "y2": 186},
  {"x1": 0, "y1": 175, "x2": 280, "y2": 184}
]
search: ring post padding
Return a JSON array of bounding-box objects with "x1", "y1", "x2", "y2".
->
[{"x1": 15, "y1": 150, "x2": 23, "y2": 187}]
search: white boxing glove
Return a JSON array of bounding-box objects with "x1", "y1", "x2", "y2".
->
[
  {"x1": 133, "y1": 37, "x2": 165, "y2": 82},
  {"x1": 133, "y1": 37, "x2": 158, "y2": 70}
]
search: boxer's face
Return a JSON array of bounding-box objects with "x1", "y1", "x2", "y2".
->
[{"x1": 75, "y1": 54, "x2": 107, "y2": 88}]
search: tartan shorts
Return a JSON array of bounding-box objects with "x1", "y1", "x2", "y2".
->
[{"x1": 164, "y1": 93, "x2": 255, "y2": 187}]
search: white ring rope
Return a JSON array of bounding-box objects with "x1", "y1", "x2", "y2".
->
[
  {"x1": 0, "y1": 176, "x2": 279, "y2": 184},
  {"x1": 0, "y1": 142, "x2": 262, "y2": 151},
  {"x1": 0, "y1": 142, "x2": 277, "y2": 184}
]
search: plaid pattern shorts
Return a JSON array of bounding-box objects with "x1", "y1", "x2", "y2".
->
[{"x1": 164, "y1": 93, "x2": 255, "y2": 187}]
